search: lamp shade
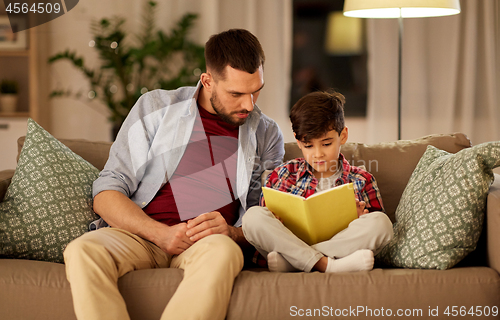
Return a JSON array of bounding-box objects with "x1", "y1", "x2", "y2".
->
[{"x1": 343, "y1": 0, "x2": 461, "y2": 18}]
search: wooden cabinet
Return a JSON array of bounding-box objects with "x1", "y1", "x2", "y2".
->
[
  {"x1": 0, "y1": 24, "x2": 39, "y2": 120},
  {"x1": 0, "y1": 11, "x2": 49, "y2": 170}
]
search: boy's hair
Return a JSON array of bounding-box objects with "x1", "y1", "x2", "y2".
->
[
  {"x1": 205, "y1": 29, "x2": 265, "y2": 80},
  {"x1": 290, "y1": 90, "x2": 346, "y2": 142}
]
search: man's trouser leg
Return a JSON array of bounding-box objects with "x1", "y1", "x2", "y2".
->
[
  {"x1": 161, "y1": 234, "x2": 244, "y2": 320},
  {"x1": 65, "y1": 228, "x2": 244, "y2": 320},
  {"x1": 64, "y1": 228, "x2": 170, "y2": 320}
]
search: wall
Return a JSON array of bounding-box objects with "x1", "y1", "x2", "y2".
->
[{"x1": 47, "y1": 0, "x2": 296, "y2": 142}]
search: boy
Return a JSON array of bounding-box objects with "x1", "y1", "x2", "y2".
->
[{"x1": 242, "y1": 90, "x2": 393, "y2": 273}]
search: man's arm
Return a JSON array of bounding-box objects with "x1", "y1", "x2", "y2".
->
[{"x1": 93, "y1": 190, "x2": 194, "y2": 255}]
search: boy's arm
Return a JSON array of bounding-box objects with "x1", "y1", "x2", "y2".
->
[{"x1": 359, "y1": 173, "x2": 384, "y2": 212}]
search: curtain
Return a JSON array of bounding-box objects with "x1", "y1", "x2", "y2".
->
[{"x1": 365, "y1": 0, "x2": 500, "y2": 145}]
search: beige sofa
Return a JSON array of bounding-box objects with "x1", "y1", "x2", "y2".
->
[{"x1": 1, "y1": 133, "x2": 499, "y2": 320}]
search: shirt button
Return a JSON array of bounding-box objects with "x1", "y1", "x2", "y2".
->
[{"x1": 142, "y1": 202, "x2": 146, "y2": 206}]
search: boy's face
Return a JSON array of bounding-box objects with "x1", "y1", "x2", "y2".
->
[{"x1": 296, "y1": 128, "x2": 348, "y2": 179}]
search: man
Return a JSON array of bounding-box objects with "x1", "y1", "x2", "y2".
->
[{"x1": 63, "y1": 29, "x2": 284, "y2": 320}]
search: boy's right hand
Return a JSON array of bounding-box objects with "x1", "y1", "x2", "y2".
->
[
  {"x1": 356, "y1": 200, "x2": 369, "y2": 218},
  {"x1": 271, "y1": 212, "x2": 284, "y2": 223}
]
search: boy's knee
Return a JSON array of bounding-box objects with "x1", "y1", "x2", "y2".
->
[
  {"x1": 242, "y1": 206, "x2": 272, "y2": 230},
  {"x1": 367, "y1": 211, "x2": 394, "y2": 242}
]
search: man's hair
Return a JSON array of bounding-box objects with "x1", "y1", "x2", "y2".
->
[
  {"x1": 205, "y1": 29, "x2": 265, "y2": 79},
  {"x1": 290, "y1": 90, "x2": 346, "y2": 142}
]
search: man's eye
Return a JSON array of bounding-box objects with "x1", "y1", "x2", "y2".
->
[{"x1": 232, "y1": 93, "x2": 241, "y2": 98}]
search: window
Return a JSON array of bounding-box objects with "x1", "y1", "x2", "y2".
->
[{"x1": 291, "y1": 0, "x2": 368, "y2": 117}]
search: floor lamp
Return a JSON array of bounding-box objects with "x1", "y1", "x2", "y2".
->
[{"x1": 343, "y1": 0, "x2": 461, "y2": 140}]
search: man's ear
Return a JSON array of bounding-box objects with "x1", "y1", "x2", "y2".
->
[
  {"x1": 340, "y1": 127, "x2": 348, "y2": 145},
  {"x1": 200, "y1": 72, "x2": 213, "y2": 92}
]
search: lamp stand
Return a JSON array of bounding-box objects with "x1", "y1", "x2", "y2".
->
[{"x1": 397, "y1": 14, "x2": 403, "y2": 140}]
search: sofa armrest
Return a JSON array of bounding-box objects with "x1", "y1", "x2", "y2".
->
[
  {"x1": 486, "y1": 173, "x2": 500, "y2": 273},
  {"x1": 0, "y1": 170, "x2": 15, "y2": 202}
]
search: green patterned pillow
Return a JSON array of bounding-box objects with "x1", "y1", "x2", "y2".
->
[
  {"x1": 377, "y1": 142, "x2": 500, "y2": 270},
  {"x1": 0, "y1": 119, "x2": 99, "y2": 263}
]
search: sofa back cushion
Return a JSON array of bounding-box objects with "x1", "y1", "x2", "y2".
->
[
  {"x1": 285, "y1": 133, "x2": 471, "y2": 222},
  {"x1": 16, "y1": 133, "x2": 471, "y2": 222},
  {"x1": 17, "y1": 137, "x2": 112, "y2": 171}
]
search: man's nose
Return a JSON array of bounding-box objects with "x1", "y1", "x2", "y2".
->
[{"x1": 242, "y1": 94, "x2": 255, "y2": 112}]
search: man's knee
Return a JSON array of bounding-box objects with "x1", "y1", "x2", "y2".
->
[
  {"x1": 65, "y1": 232, "x2": 102, "y2": 263},
  {"x1": 200, "y1": 234, "x2": 244, "y2": 271}
]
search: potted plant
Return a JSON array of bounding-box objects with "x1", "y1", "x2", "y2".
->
[
  {"x1": 49, "y1": 1, "x2": 205, "y2": 138},
  {"x1": 0, "y1": 79, "x2": 19, "y2": 113}
]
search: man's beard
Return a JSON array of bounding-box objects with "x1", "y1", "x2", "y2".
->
[{"x1": 210, "y1": 91, "x2": 250, "y2": 127}]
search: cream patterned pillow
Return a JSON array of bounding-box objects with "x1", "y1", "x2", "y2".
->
[
  {"x1": 0, "y1": 119, "x2": 99, "y2": 263},
  {"x1": 377, "y1": 142, "x2": 500, "y2": 269}
]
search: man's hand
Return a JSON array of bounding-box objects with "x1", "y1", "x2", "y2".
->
[
  {"x1": 356, "y1": 199, "x2": 369, "y2": 218},
  {"x1": 186, "y1": 211, "x2": 231, "y2": 242},
  {"x1": 154, "y1": 223, "x2": 194, "y2": 256}
]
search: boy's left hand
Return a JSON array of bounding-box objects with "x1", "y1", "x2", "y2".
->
[{"x1": 356, "y1": 199, "x2": 369, "y2": 218}]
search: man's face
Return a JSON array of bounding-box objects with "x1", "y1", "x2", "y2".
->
[
  {"x1": 208, "y1": 65, "x2": 265, "y2": 126},
  {"x1": 297, "y1": 128, "x2": 348, "y2": 179}
]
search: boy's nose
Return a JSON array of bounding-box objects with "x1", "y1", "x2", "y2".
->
[{"x1": 313, "y1": 147, "x2": 324, "y2": 158}]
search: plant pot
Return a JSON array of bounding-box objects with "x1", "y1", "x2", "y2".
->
[{"x1": 0, "y1": 94, "x2": 18, "y2": 113}]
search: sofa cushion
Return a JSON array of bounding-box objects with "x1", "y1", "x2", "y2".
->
[
  {"x1": 284, "y1": 133, "x2": 471, "y2": 222},
  {"x1": 0, "y1": 170, "x2": 15, "y2": 202},
  {"x1": 0, "y1": 119, "x2": 99, "y2": 263},
  {"x1": 17, "y1": 137, "x2": 112, "y2": 171},
  {"x1": 377, "y1": 142, "x2": 500, "y2": 270}
]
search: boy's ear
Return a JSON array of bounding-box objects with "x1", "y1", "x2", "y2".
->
[
  {"x1": 294, "y1": 134, "x2": 304, "y2": 150},
  {"x1": 340, "y1": 127, "x2": 348, "y2": 145}
]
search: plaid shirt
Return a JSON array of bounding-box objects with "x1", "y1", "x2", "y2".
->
[{"x1": 260, "y1": 154, "x2": 384, "y2": 212}]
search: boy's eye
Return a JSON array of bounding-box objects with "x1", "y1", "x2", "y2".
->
[
  {"x1": 304, "y1": 145, "x2": 312, "y2": 148},
  {"x1": 323, "y1": 143, "x2": 332, "y2": 147}
]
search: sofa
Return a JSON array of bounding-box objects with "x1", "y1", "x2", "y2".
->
[{"x1": 1, "y1": 133, "x2": 499, "y2": 320}]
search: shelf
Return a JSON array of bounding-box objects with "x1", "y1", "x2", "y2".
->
[
  {"x1": 0, "y1": 50, "x2": 30, "y2": 57},
  {"x1": 0, "y1": 112, "x2": 30, "y2": 118}
]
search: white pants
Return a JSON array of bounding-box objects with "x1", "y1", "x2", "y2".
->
[
  {"x1": 64, "y1": 228, "x2": 244, "y2": 320},
  {"x1": 242, "y1": 206, "x2": 393, "y2": 272}
]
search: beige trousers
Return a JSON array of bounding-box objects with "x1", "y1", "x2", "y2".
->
[
  {"x1": 64, "y1": 228, "x2": 244, "y2": 320},
  {"x1": 242, "y1": 206, "x2": 393, "y2": 272}
]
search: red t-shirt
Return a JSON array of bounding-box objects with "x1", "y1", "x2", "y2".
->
[{"x1": 143, "y1": 104, "x2": 240, "y2": 226}]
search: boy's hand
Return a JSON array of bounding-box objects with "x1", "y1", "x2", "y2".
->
[
  {"x1": 270, "y1": 211, "x2": 284, "y2": 223},
  {"x1": 356, "y1": 199, "x2": 369, "y2": 218}
]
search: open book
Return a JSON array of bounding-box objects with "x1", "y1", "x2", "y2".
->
[{"x1": 261, "y1": 183, "x2": 358, "y2": 245}]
